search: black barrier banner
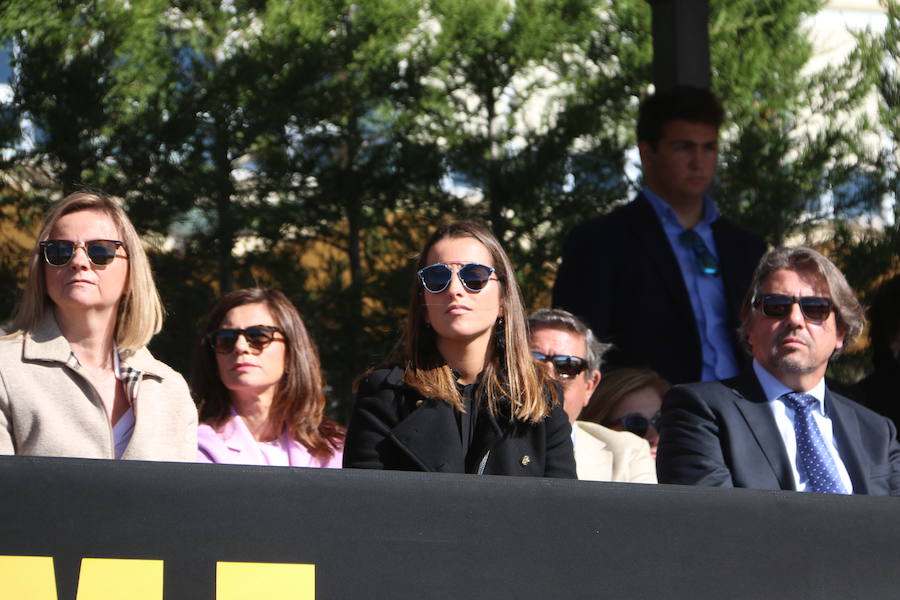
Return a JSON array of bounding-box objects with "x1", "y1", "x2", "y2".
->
[{"x1": 1, "y1": 456, "x2": 899, "y2": 599}]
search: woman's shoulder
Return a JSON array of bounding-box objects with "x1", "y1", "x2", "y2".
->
[
  {"x1": 353, "y1": 365, "x2": 425, "y2": 421},
  {"x1": 198, "y1": 418, "x2": 231, "y2": 444},
  {"x1": 0, "y1": 330, "x2": 25, "y2": 352},
  {"x1": 123, "y1": 347, "x2": 187, "y2": 382},
  {"x1": 0, "y1": 333, "x2": 26, "y2": 376},
  {"x1": 1, "y1": 328, "x2": 64, "y2": 368},
  {"x1": 357, "y1": 365, "x2": 406, "y2": 395}
]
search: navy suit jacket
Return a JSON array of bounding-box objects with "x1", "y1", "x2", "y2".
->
[
  {"x1": 552, "y1": 194, "x2": 766, "y2": 385},
  {"x1": 656, "y1": 371, "x2": 900, "y2": 495}
]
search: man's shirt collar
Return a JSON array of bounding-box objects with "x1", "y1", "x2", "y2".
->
[
  {"x1": 753, "y1": 359, "x2": 826, "y2": 409},
  {"x1": 642, "y1": 186, "x2": 720, "y2": 231}
]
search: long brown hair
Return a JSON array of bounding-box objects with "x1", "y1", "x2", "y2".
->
[
  {"x1": 192, "y1": 288, "x2": 343, "y2": 456},
  {"x1": 393, "y1": 221, "x2": 556, "y2": 423},
  {"x1": 8, "y1": 191, "x2": 163, "y2": 354}
]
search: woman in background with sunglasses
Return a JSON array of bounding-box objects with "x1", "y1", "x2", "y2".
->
[
  {"x1": 344, "y1": 221, "x2": 575, "y2": 477},
  {"x1": 192, "y1": 288, "x2": 343, "y2": 467},
  {"x1": 0, "y1": 191, "x2": 197, "y2": 459},
  {"x1": 581, "y1": 368, "x2": 670, "y2": 459}
]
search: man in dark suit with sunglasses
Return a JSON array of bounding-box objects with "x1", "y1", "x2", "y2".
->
[
  {"x1": 657, "y1": 247, "x2": 900, "y2": 495},
  {"x1": 553, "y1": 86, "x2": 766, "y2": 386}
]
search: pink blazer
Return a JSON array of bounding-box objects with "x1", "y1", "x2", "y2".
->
[{"x1": 198, "y1": 411, "x2": 342, "y2": 468}]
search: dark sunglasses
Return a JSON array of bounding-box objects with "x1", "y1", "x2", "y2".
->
[
  {"x1": 753, "y1": 294, "x2": 833, "y2": 323},
  {"x1": 679, "y1": 229, "x2": 719, "y2": 276},
  {"x1": 607, "y1": 412, "x2": 662, "y2": 439},
  {"x1": 40, "y1": 239, "x2": 125, "y2": 267},
  {"x1": 531, "y1": 351, "x2": 588, "y2": 379},
  {"x1": 207, "y1": 326, "x2": 283, "y2": 354},
  {"x1": 417, "y1": 262, "x2": 496, "y2": 293}
]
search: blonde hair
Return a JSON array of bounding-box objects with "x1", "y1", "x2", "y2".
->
[
  {"x1": 394, "y1": 221, "x2": 556, "y2": 424},
  {"x1": 581, "y1": 368, "x2": 670, "y2": 425},
  {"x1": 8, "y1": 191, "x2": 163, "y2": 354}
]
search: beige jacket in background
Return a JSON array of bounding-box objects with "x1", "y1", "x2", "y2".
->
[
  {"x1": 573, "y1": 420, "x2": 657, "y2": 483},
  {"x1": 0, "y1": 314, "x2": 198, "y2": 461}
]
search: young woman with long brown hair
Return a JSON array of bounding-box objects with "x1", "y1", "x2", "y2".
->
[{"x1": 343, "y1": 222, "x2": 575, "y2": 477}]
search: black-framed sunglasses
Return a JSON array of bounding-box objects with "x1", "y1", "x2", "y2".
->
[
  {"x1": 40, "y1": 239, "x2": 125, "y2": 267},
  {"x1": 531, "y1": 351, "x2": 588, "y2": 379},
  {"x1": 207, "y1": 326, "x2": 283, "y2": 354},
  {"x1": 607, "y1": 412, "x2": 662, "y2": 439},
  {"x1": 417, "y1": 262, "x2": 496, "y2": 294},
  {"x1": 753, "y1": 294, "x2": 833, "y2": 323}
]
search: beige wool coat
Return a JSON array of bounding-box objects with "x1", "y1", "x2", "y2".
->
[
  {"x1": 0, "y1": 314, "x2": 197, "y2": 460},
  {"x1": 573, "y1": 420, "x2": 657, "y2": 483}
]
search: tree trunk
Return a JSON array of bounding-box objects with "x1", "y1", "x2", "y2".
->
[{"x1": 213, "y1": 115, "x2": 235, "y2": 295}]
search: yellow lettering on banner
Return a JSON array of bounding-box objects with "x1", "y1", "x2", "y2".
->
[
  {"x1": 216, "y1": 561, "x2": 315, "y2": 600},
  {"x1": 75, "y1": 558, "x2": 163, "y2": 600},
  {"x1": 0, "y1": 555, "x2": 57, "y2": 600}
]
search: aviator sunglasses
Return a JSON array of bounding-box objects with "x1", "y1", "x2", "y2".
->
[
  {"x1": 417, "y1": 262, "x2": 496, "y2": 293},
  {"x1": 607, "y1": 412, "x2": 662, "y2": 439},
  {"x1": 40, "y1": 239, "x2": 125, "y2": 267},
  {"x1": 753, "y1": 294, "x2": 833, "y2": 323},
  {"x1": 531, "y1": 352, "x2": 588, "y2": 379},
  {"x1": 207, "y1": 326, "x2": 283, "y2": 354}
]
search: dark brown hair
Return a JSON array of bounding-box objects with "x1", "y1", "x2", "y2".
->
[
  {"x1": 192, "y1": 288, "x2": 343, "y2": 457},
  {"x1": 637, "y1": 85, "x2": 725, "y2": 147}
]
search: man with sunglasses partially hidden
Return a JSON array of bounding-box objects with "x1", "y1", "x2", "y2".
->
[
  {"x1": 553, "y1": 86, "x2": 765, "y2": 387},
  {"x1": 528, "y1": 309, "x2": 656, "y2": 483},
  {"x1": 657, "y1": 247, "x2": 900, "y2": 495}
]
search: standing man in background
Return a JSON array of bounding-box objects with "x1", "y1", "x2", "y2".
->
[{"x1": 553, "y1": 86, "x2": 766, "y2": 385}]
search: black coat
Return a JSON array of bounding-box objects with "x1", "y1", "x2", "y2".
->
[
  {"x1": 552, "y1": 194, "x2": 766, "y2": 385},
  {"x1": 656, "y1": 371, "x2": 900, "y2": 495},
  {"x1": 343, "y1": 367, "x2": 576, "y2": 478}
]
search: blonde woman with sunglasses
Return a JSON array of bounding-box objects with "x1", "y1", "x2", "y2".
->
[
  {"x1": 344, "y1": 222, "x2": 575, "y2": 477},
  {"x1": 191, "y1": 288, "x2": 344, "y2": 467},
  {"x1": 0, "y1": 191, "x2": 197, "y2": 460}
]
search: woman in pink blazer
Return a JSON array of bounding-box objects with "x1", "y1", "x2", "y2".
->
[{"x1": 192, "y1": 288, "x2": 343, "y2": 467}]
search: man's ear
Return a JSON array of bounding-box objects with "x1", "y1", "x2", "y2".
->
[
  {"x1": 637, "y1": 140, "x2": 654, "y2": 167},
  {"x1": 584, "y1": 369, "x2": 601, "y2": 400},
  {"x1": 833, "y1": 326, "x2": 845, "y2": 354}
]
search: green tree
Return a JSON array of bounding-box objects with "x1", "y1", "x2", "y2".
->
[
  {"x1": 824, "y1": 0, "x2": 900, "y2": 382},
  {"x1": 0, "y1": 0, "x2": 114, "y2": 193},
  {"x1": 252, "y1": 0, "x2": 451, "y2": 403},
  {"x1": 416, "y1": 0, "x2": 652, "y2": 307},
  {"x1": 710, "y1": 0, "x2": 883, "y2": 247}
]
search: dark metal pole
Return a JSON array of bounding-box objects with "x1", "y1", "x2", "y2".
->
[{"x1": 647, "y1": 0, "x2": 711, "y2": 91}]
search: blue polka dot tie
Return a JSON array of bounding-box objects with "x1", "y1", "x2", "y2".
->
[{"x1": 781, "y1": 392, "x2": 849, "y2": 494}]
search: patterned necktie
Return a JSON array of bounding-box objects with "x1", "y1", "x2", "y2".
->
[
  {"x1": 781, "y1": 392, "x2": 849, "y2": 494},
  {"x1": 678, "y1": 229, "x2": 719, "y2": 276}
]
